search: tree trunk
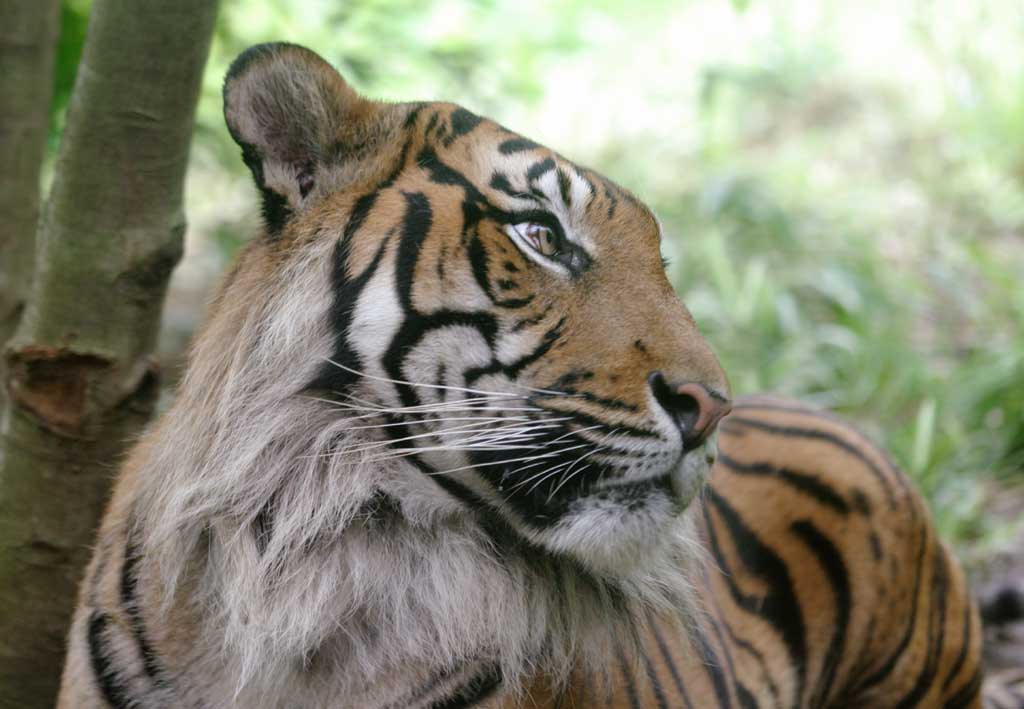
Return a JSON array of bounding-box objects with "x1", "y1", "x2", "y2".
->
[
  {"x1": 0, "y1": 0, "x2": 218, "y2": 705},
  {"x1": 0, "y1": 0, "x2": 61, "y2": 395}
]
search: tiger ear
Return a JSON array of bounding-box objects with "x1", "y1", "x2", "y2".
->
[{"x1": 223, "y1": 43, "x2": 378, "y2": 235}]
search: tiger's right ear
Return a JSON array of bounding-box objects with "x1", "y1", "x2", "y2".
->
[{"x1": 223, "y1": 43, "x2": 378, "y2": 236}]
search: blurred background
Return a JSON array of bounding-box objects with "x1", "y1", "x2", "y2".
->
[{"x1": 50, "y1": 0, "x2": 1024, "y2": 563}]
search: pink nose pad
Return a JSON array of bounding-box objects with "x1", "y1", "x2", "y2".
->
[{"x1": 674, "y1": 382, "x2": 732, "y2": 447}]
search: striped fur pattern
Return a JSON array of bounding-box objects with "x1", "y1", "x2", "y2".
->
[
  {"x1": 58, "y1": 44, "x2": 983, "y2": 707},
  {"x1": 517, "y1": 398, "x2": 984, "y2": 708}
]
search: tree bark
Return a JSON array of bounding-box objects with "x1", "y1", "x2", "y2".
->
[
  {"x1": 0, "y1": 0, "x2": 61, "y2": 394},
  {"x1": 0, "y1": 0, "x2": 218, "y2": 705}
]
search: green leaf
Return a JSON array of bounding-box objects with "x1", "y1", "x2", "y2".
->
[{"x1": 912, "y1": 398, "x2": 938, "y2": 476}]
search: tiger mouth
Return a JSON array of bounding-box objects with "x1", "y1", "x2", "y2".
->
[{"x1": 589, "y1": 445, "x2": 715, "y2": 511}]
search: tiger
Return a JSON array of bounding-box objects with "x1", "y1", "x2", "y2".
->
[{"x1": 57, "y1": 42, "x2": 984, "y2": 708}]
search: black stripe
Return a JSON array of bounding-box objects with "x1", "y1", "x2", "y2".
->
[
  {"x1": 424, "y1": 110, "x2": 441, "y2": 137},
  {"x1": 526, "y1": 157, "x2": 556, "y2": 183},
  {"x1": 717, "y1": 451, "x2": 850, "y2": 514},
  {"x1": 402, "y1": 666, "x2": 459, "y2": 706},
  {"x1": 731, "y1": 400, "x2": 911, "y2": 494},
  {"x1": 721, "y1": 416, "x2": 899, "y2": 509},
  {"x1": 446, "y1": 108, "x2": 483, "y2": 145},
  {"x1": 941, "y1": 600, "x2": 973, "y2": 690},
  {"x1": 557, "y1": 168, "x2": 573, "y2": 210},
  {"x1": 638, "y1": 643, "x2": 671, "y2": 709},
  {"x1": 308, "y1": 139, "x2": 410, "y2": 394},
  {"x1": 380, "y1": 190, "x2": 496, "y2": 409},
  {"x1": 397, "y1": 449, "x2": 571, "y2": 563},
  {"x1": 511, "y1": 304, "x2": 552, "y2": 332},
  {"x1": 543, "y1": 386, "x2": 639, "y2": 413},
  {"x1": 498, "y1": 137, "x2": 540, "y2": 154},
  {"x1": 464, "y1": 317, "x2": 566, "y2": 386},
  {"x1": 309, "y1": 233, "x2": 391, "y2": 393},
  {"x1": 88, "y1": 612, "x2": 132, "y2": 709},
  {"x1": 736, "y1": 683, "x2": 758, "y2": 709},
  {"x1": 253, "y1": 495, "x2": 275, "y2": 555},
  {"x1": 791, "y1": 519, "x2": 851, "y2": 706},
  {"x1": 706, "y1": 488, "x2": 807, "y2": 706},
  {"x1": 489, "y1": 172, "x2": 520, "y2": 198},
  {"x1": 429, "y1": 666, "x2": 502, "y2": 709},
  {"x1": 733, "y1": 399, "x2": 854, "y2": 425},
  {"x1": 689, "y1": 621, "x2": 733, "y2": 709},
  {"x1": 850, "y1": 487, "x2": 873, "y2": 516},
  {"x1": 465, "y1": 232, "x2": 533, "y2": 309},
  {"x1": 531, "y1": 404, "x2": 659, "y2": 440},
  {"x1": 614, "y1": 641, "x2": 642, "y2": 709},
  {"x1": 396, "y1": 191, "x2": 433, "y2": 308},
  {"x1": 706, "y1": 612, "x2": 748, "y2": 709},
  {"x1": 942, "y1": 667, "x2": 982, "y2": 709},
  {"x1": 717, "y1": 611, "x2": 781, "y2": 707},
  {"x1": 382, "y1": 310, "x2": 498, "y2": 410},
  {"x1": 604, "y1": 181, "x2": 619, "y2": 219},
  {"x1": 894, "y1": 548, "x2": 950, "y2": 708},
  {"x1": 120, "y1": 530, "x2": 167, "y2": 685},
  {"x1": 859, "y1": 520, "x2": 928, "y2": 690},
  {"x1": 403, "y1": 103, "x2": 426, "y2": 128},
  {"x1": 417, "y1": 147, "x2": 491, "y2": 230},
  {"x1": 646, "y1": 610, "x2": 695, "y2": 709}
]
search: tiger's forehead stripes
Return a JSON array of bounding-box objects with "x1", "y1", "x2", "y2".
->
[{"x1": 412, "y1": 104, "x2": 656, "y2": 260}]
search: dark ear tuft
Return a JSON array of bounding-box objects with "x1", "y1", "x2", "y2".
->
[{"x1": 223, "y1": 43, "x2": 374, "y2": 236}]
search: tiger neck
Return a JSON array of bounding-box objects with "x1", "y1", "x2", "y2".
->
[{"x1": 135, "y1": 391, "x2": 685, "y2": 705}]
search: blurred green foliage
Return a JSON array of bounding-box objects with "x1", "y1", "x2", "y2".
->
[{"x1": 50, "y1": 0, "x2": 1023, "y2": 556}]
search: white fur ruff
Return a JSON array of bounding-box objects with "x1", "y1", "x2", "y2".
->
[{"x1": 132, "y1": 244, "x2": 706, "y2": 707}]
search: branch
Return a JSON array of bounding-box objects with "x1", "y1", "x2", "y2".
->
[{"x1": 0, "y1": 0, "x2": 60, "y2": 375}]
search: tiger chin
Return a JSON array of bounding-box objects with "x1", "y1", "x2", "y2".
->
[{"x1": 58, "y1": 43, "x2": 985, "y2": 709}]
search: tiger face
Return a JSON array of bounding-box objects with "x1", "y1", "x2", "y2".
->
[{"x1": 223, "y1": 43, "x2": 730, "y2": 574}]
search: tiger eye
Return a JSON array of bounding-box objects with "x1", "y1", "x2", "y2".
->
[{"x1": 526, "y1": 224, "x2": 559, "y2": 257}]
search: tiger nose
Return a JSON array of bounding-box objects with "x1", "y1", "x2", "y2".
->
[{"x1": 648, "y1": 372, "x2": 732, "y2": 447}]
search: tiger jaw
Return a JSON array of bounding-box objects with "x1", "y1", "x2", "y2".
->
[{"x1": 517, "y1": 446, "x2": 712, "y2": 576}]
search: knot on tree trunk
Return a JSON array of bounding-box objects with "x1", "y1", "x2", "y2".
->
[{"x1": 5, "y1": 345, "x2": 112, "y2": 436}]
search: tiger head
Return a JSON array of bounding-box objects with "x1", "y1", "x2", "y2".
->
[{"x1": 216, "y1": 43, "x2": 730, "y2": 576}]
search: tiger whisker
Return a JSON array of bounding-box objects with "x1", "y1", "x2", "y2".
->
[
  {"x1": 311, "y1": 399, "x2": 547, "y2": 421},
  {"x1": 330, "y1": 394, "x2": 535, "y2": 413},
  {"x1": 518, "y1": 461, "x2": 575, "y2": 496},
  {"x1": 368, "y1": 433, "x2": 562, "y2": 461},
  {"x1": 498, "y1": 425, "x2": 607, "y2": 496},
  {"x1": 342, "y1": 415, "x2": 534, "y2": 431},
  {"x1": 546, "y1": 422, "x2": 607, "y2": 445},
  {"x1": 521, "y1": 456, "x2": 591, "y2": 497},
  {"x1": 546, "y1": 429, "x2": 622, "y2": 502},
  {"x1": 546, "y1": 445, "x2": 610, "y2": 502},
  {"x1": 337, "y1": 390, "x2": 533, "y2": 413},
  {"x1": 303, "y1": 392, "x2": 535, "y2": 417},
  {"x1": 341, "y1": 421, "x2": 568, "y2": 457},
  {"x1": 503, "y1": 442, "x2": 597, "y2": 494},
  {"x1": 323, "y1": 359, "x2": 577, "y2": 399},
  {"x1": 415, "y1": 446, "x2": 589, "y2": 479},
  {"x1": 298, "y1": 419, "x2": 571, "y2": 462}
]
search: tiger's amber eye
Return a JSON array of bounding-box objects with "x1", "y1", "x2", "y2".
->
[{"x1": 525, "y1": 224, "x2": 559, "y2": 257}]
